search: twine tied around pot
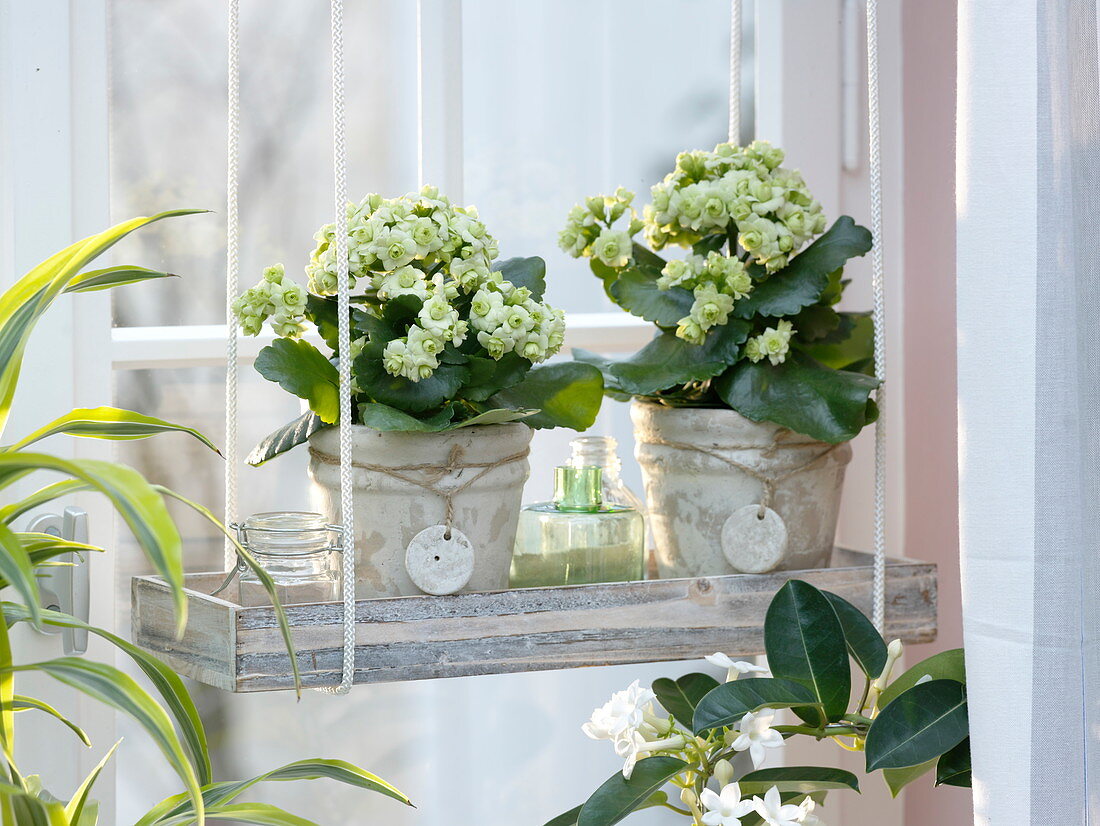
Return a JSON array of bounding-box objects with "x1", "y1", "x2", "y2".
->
[
  {"x1": 645, "y1": 435, "x2": 843, "y2": 519},
  {"x1": 311, "y1": 443, "x2": 531, "y2": 537}
]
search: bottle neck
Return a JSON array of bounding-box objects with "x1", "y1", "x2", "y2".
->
[{"x1": 570, "y1": 437, "x2": 622, "y2": 479}]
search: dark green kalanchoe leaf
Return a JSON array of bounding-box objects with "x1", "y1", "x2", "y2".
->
[
  {"x1": 354, "y1": 294, "x2": 423, "y2": 342},
  {"x1": 737, "y1": 767, "x2": 860, "y2": 795},
  {"x1": 461, "y1": 352, "x2": 530, "y2": 402},
  {"x1": 692, "y1": 677, "x2": 820, "y2": 734},
  {"x1": 357, "y1": 402, "x2": 456, "y2": 432},
  {"x1": 789, "y1": 304, "x2": 842, "y2": 341},
  {"x1": 353, "y1": 339, "x2": 470, "y2": 414},
  {"x1": 488, "y1": 362, "x2": 603, "y2": 430},
  {"x1": 631, "y1": 242, "x2": 667, "y2": 272},
  {"x1": 714, "y1": 351, "x2": 880, "y2": 444},
  {"x1": 765, "y1": 580, "x2": 851, "y2": 725},
  {"x1": 607, "y1": 321, "x2": 751, "y2": 396},
  {"x1": 822, "y1": 590, "x2": 888, "y2": 678},
  {"x1": 935, "y1": 737, "x2": 972, "y2": 788},
  {"x1": 802, "y1": 312, "x2": 874, "y2": 372},
  {"x1": 254, "y1": 339, "x2": 341, "y2": 424},
  {"x1": 494, "y1": 256, "x2": 547, "y2": 300},
  {"x1": 736, "y1": 216, "x2": 872, "y2": 319},
  {"x1": 610, "y1": 268, "x2": 695, "y2": 326},
  {"x1": 652, "y1": 672, "x2": 719, "y2": 729},
  {"x1": 589, "y1": 258, "x2": 622, "y2": 302},
  {"x1": 865, "y1": 679, "x2": 969, "y2": 772},
  {"x1": 247, "y1": 412, "x2": 326, "y2": 466},
  {"x1": 576, "y1": 756, "x2": 687, "y2": 826},
  {"x1": 306, "y1": 294, "x2": 341, "y2": 352},
  {"x1": 451, "y1": 408, "x2": 537, "y2": 428}
]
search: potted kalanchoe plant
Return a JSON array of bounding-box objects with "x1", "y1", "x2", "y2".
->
[
  {"x1": 547, "y1": 581, "x2": 969, "y2": 826},
  {"x1": 561, "y1": 141, "x2": 879, "y2": 578},
  {"x1": 235, "y1": 185, "x2": 603, "y2": 598}
]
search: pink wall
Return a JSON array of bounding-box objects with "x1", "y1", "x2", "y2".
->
[{"x1": 901, "y1": 2, "x2": 970, "y2": 824}]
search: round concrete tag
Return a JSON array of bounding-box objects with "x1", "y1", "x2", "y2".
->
[
  {"x1": 721, "y1": 505, "x2": 788, "y2": 574},
  {"x1": 405, "y1": 525, "x2": 475, "y2": 595}
]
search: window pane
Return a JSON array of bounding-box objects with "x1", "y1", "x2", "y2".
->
[
  {"x1": 461, "y1": 0, "x2": 754, "y2": 314},
  {"x1": 108, "y1": 0, "x2": 418, "y2": 326}
]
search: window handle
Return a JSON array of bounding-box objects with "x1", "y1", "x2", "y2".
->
[{"x1": 27, "y1": 507, "x2": 90, "y2": 655}]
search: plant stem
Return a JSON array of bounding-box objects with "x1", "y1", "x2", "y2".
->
[
  {"x1": 660, "y1": 802, "x2": 693, "y2": 816},
  {"x1": 857, "y1": 676, "x2": 872, "y2": 715}
]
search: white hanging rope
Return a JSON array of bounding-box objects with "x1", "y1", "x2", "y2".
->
[
  {"x1": 866, "y1": 0, "x2": 887, "y2": 633},
  {"x1": 323, "y1": 0, "x2": 357, "y2": 695},
  {"x1": 223, "y1": 0, "x2": 240, "y2": 568},
  {"x1": 728, "y1": 0, "x2": 741, "y2": 143}
]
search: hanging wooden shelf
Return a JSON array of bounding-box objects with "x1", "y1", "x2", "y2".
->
[{"x1": 130, "y1": 548, "x2": 936, "y2": 693}]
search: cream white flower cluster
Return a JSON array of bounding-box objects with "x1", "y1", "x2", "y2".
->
[
  {"x1": 231, "y1": 264, "x2": 309, "y2": 338},
  {"x1": 744, "y1": 320, "x2": 795, "y2": 366},
  {"x1": 659, "y1": 252, "x2": 755, "y2": 345},
  {"x1": 305, "y1": 186, "x2": 500, "y2": 297},
  {"x1": 557, "y1": 187, "x2": 642, "y2": 269},
  {"x1": 468, "y1": 283, "x2": 566, "y2": 363},
  {"x1": 236, "y1": 187, "x2": 566, "y2": 383},
  {"x1": 645, "y1": 140, "x2": 827, "y2": 273}
]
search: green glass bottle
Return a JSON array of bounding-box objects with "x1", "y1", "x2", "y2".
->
[{"x1": 509, "y1": 465, "x2": 645, "y2": 588}]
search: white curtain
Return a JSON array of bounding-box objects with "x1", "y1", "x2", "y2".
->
[{"x1": 957, "y1": 1, "x2": 1100, "y2": 823}]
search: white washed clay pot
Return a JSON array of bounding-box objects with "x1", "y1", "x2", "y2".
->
[
  {"x1": 308, "y1": 423, "x2": 532, "y2": 598},
  {"x1": 630, "y1": 400, "x2": 852, "y2": 577}
]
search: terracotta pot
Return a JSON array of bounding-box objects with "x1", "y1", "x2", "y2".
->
[
  {"x1": 308, "y1": 423, "x2": 532, "y2": 598},
  {"x1": 630, "y1": 400, "x2": 851, "y2": 577}
]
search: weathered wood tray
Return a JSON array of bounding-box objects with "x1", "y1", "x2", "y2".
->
[{"x1": 130, "y1": 548, "x2": 936, "y2": 693}]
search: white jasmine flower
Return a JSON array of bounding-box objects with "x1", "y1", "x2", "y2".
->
[
  {"x1": 700, "y1": 783, "x2": 755, "y2": 826},
  {"x1": 731, "y1": 709, "x2": 784, "y2": 769},
  {"x1": 582, "y1": 680, "x2": 657, "y2": 742},
  {"x1": 705, "y1": 653, "x2": 770, "y2": 682},
  {"x1": 798, "y1": 798, "x2": 824, "y2": 826},
  {"x1": 752, "y1": 787, "x2": 808, "y2": 826},
  {"x1": 613, "y1": 730, "x2": 686, "y2": 780}
]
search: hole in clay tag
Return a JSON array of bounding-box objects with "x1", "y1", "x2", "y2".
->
[
  {"x1": 405, "y1": 525, "x2": 475, "y2": 595},
  {"x1": 721, "y1": 505, "x2": 788, "y2": 574}
]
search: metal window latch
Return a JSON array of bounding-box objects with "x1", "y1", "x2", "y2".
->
[{"x1": 27, "y1": 507, "x2": 89, "y2": 655}]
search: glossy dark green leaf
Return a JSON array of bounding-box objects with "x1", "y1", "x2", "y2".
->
[
  {"x1": 461, "y1": 352, "x2": 530, "y2": 401},
  {"x1": 935, "y1": 737, "x2": 972, "y2": 787},
  {"x1": 353, "y1": 295, "x2": 422, "y2": 342},
  {"x1": 737, "y1": 766, "x2": 860, "y2": 795},
  {"x1": 246, "y1": 413, "x2": 326, "y2": 466},
  {"x1": 878, "y1": 648, "x2": 966, "y2": 709},
  {"x1": 765, "y1": 580, "x2": 851, "y2": 724},
  {"x1": 865, "y1": 680, "x2": 969, "y2": 771},
  {"x1": 589, "y1": 259, "x2": 621, "y2": 301},
  {"x1": 488, "y1": 362, "x2": 603, "y2": 430},
  {"x1": 571, "y1": 349, "x2": 628, "y2": 398},
  {"x1": 631, "y1": 243, "x2": 667, "y2": 271},
  {"x1": 357, "y1": 402, "x2": 455, "y2": 432},
  {"x1": 736, "y1": 216, "x2": 872, "y2": 319},
  {"x1": 822, "y1": 590, "x2": 887, "y2": 678},
  {"x1": 715, "y1": 351, "x2": 880, "y2": 443},
  {"x1": 255, "y1": 339, "x2": 341, "y2": 423},
  {"x1": 691, "y1": 677, "x2": 819, "y2": 734},
  {"x1": 494, "y1": 256, "x2": 546, "y2": 299},
  {"x1": 609, "y1": 268, "x2": 694, "y2": 326},
  {"x1": 543, "y1": 805, "x2": 581, "y2": 826},
  {"x1": 609, "y1": 321, "x2": 750, "y2": 396},
  {"x1": 652, "y1": 672, "x2": 719, "y2": 728},
  {"x1": 577, "y1": 756, "x2": 686, "y2": 826}
]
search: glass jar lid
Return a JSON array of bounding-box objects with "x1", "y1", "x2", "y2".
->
[{"x1": 238, "y1": 512, "x2": 338, "y2": 557}]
